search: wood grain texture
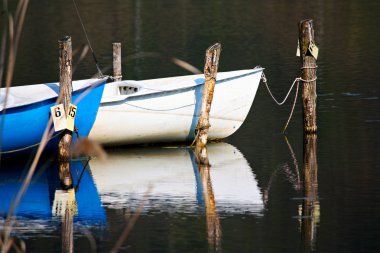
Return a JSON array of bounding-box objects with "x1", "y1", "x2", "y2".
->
[
  {"x1": 299, "y1": 20, "x2": 317, "y2": 133},
  {"x1": 113, "y1": 42, "x2": 122, "y2": 81},
  {"x1": 196, "y1": 43, "x2": 221, "y2": 148},
  {"x1": 58, "y1": 36, "x2": 73, "y2": 188}
]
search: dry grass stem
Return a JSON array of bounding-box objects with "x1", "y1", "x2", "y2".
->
[
  {"x1": 110, "y1": 187, "x2": 152, "y2": 253},
  {"x1": 92, "y1": 52, "x2": 201, "y2": 78},
  {"x1": 72, "y1": 44, "x2": 89, "y2": 75},
  {"x1": 171, "y1": 57, "x2": 202, "y2": 74},
  {"x1": 80, "y1": 228, "x2": 97, "y2": 253}
]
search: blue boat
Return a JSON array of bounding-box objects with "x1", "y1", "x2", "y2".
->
[{"x1": 0, "y1": 78, "x2": 107, "y2": 154}]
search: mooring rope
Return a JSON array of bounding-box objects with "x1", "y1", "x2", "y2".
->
[
  {"x1": 0, "y1": 127, "x2": 82, "y2": 154},
  {"x1": 282, "y1": 80, "x2": 299, "y2": 133},
  {"x1": 259, "y1": 68, "x2": 317, "y2": 132},
  {"x1": 0, "y1": 131, "x2": 59, "y2": 154},
  {"x1": 124, "y1": 102, "x2": 195, "y2": 112},
  {"x1": 261, "y1": 72, "x2": 300, "y2": 106},
  {"x1": 72, "y1": 0, "x2": 103, "y2": 77},
  {"x1": 301, "y1": 65, "x2": 318, "y2": 70},
  {"x1": 75, "y1": 158, "x2": 91, "y2": 192}
]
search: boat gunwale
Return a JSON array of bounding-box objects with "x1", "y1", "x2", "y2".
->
[
  {"x1": 101, "y1": 68, "x2": 264, "y2": 107},
  {"x1": 0, "y1": 77, "x2": 107, "y2": 114}
]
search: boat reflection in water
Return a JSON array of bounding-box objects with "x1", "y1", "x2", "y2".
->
[
  {"x1": 0, "y1": 158, "x2": 106, "y2": 236},
  {"x1": 1, "y1": 142, "x2": 262, "y2": 251},
  {"x1": 90, "y1": 142, "x2": 263, "y2": 214},
  {"x1": 90, "y1": 142, "x2": 263, "y2": 251}
]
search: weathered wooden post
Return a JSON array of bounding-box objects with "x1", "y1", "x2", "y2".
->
[
  {"x1": 113, "y1": 42, "x2": 122, "y2": 81},
  {"x1": 299, "y1": 20, "x2": 318, "y2": 133},
  {"x1": 195, "y1": 43, "x2": 221, "y2": 148},
  {"x1": 298, "y1": 20, "x2": 319, "y2": 248},
  {"x1": 194, "y1": 46, "x2": 222, "y2": 244},
  {"x1": 58, "y1": 36, "x2": 73, "y2": 188}
]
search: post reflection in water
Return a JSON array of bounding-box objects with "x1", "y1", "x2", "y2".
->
[
  {"x1": 194, "y1": 145, "x2": 222, "y2": 252},
  {"x1": 62, "y1": 207, "x2": 74, "y2": 253},
  {"x1": 300, "y1": 134, "x2": 320, "y2": 251},
  {"x1": 52, "y1": 187, "x2": 77, "y2": 253},
  {"x1": 261, "y1": 135, "x2": 320, "y2": 250},
  {"x1": 263, "y1": 137, "x2": 302, "y2": 207},
  {"x1": 56, "y1": 160, "x2": 77, "y2": 253}
]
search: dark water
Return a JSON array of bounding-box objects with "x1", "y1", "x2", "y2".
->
[{"x1": 1, "y1": 0, "x2": 380, "y2": 252}]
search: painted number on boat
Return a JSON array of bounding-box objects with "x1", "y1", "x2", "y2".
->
[
  {"x1": 66, "y1": 104, "x2": 77, "y2": 132},
  {"x1": 51, "y1": 104, "x2": 67, "y2": 132}
]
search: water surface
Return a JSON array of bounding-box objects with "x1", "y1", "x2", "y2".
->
[{"x1": 1, "y1": 0, "x2": 380, "y2": 252}]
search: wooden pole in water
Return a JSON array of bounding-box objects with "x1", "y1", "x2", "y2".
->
[
  {"x1": 299, "y1": 20, "x2": 317, "y2": 133},
  {"x1": 58, "y1": 36, "x2": 73, "y2": 189},
  {"x1": 113, "y1": 42, "x2": 122, "y2": 81},
  {"x1": 196, "y1": 43, "x2": 221, "y2": 148},
  {"x1": 194, "y1": 42, "x2": 222, "y2": 247}
]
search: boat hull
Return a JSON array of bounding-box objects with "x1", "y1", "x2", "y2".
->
[
  {"x1": 0, "y1": 79, "x2": 106, "y2": 154},
  {"x1": 90, "y1": 69, "x2": 262, "y2": 145}
]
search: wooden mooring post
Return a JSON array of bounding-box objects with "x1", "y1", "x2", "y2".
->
[
  {"x1": 193, "y1": 43, "x2": 222, "y2": 250},
  {"x1": 299, "y1": 20, "x2": 318, "y2": 133},
  {"x1": 195, "y1": 43, "x2": 221, "y2": 148},
  {"x1": 298, "y1": 20, "x2": 319, "y2": 248},
  {"x1": 58, "y1": 36, "x2": 73, "y2": 189},
  {"x1": 113, "y1": 42, "x2": 122, "y2": 81}
]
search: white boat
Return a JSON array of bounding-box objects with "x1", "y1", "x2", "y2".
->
[
  {"x1": 89, "y1": 68, "x2": 263, "y2": 145},
  {"x1": 89, "y1": 142, "x2": 264, "y2": 215}
]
